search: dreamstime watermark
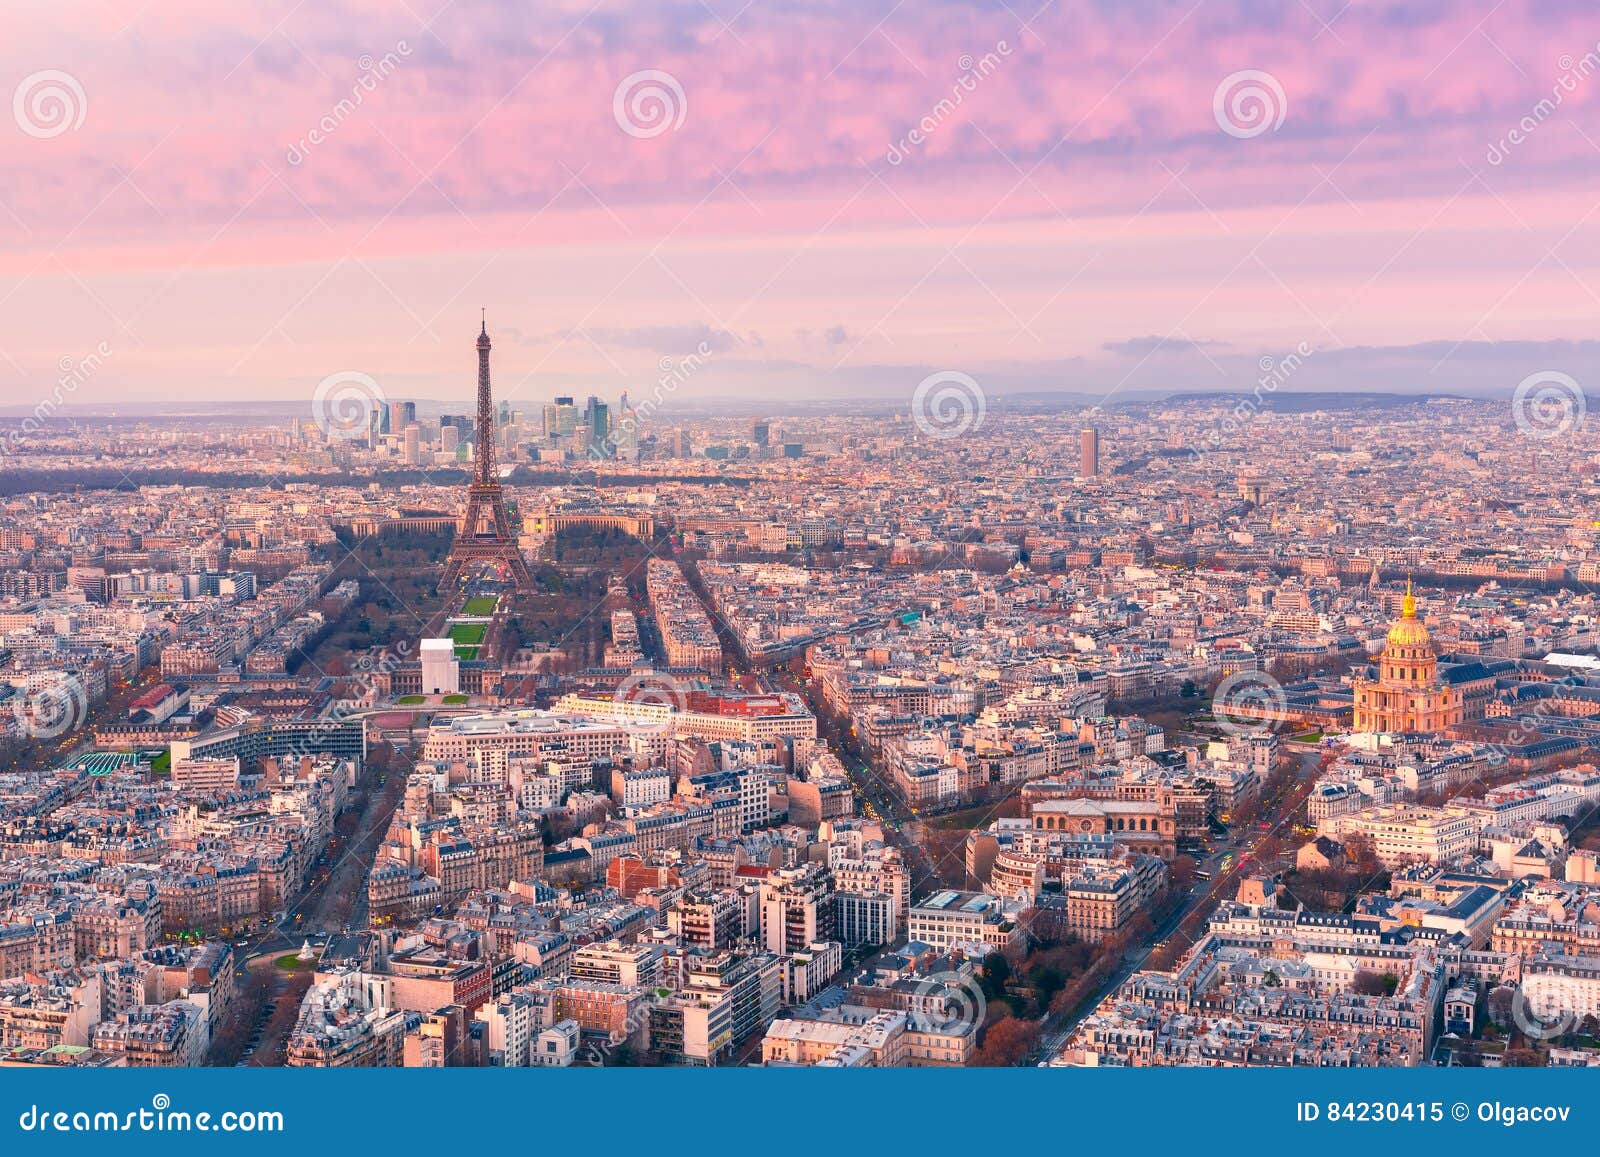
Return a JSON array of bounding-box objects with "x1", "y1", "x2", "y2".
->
[
  {"x1": 582, "y1": 984, "x2": 675, "y2": 1064},
  {"x1": 1187, "y1": 341, "x2": 1313, "y2": 461},
  {"x1": 277, "y1": 639, "x2": 411, "y2": 766},
  {"x1": 612, "y1": 70, "x2": 687, "y2": 139},
  {"x1": 12, "y1": 70, "x2": 86, "y2": 139},
  {"x1": 911, "y1": 370, "x2": 986, "y2": 440},
  {"x1": 907, "y1": 969, "x2": 987, "y2": 1034},
  {"x1": 608, "y1": 670, "x2": 689, "y2": 736},
  {"x1": 16, "y1": 1093, "x2": 283, "y2": 1134},
  {"x1": 2, "y1": 342, "x2": 112, "y2": 457},
  {"x1": 312, "y1": 370, "x2": 387, "y2": 441},
  {"x1": 1212, "y1": 70, "x2": 1287, "y2": 139},
  {"x1": 286, "y1": 43, "x2": 412, "y2": 165},
  {"x1": 1487, "y1": 45, "x2": 1600, "y2": 165},
  {"x1": 9, "y1": 673, "x2": 88, "y2": 741},
  {"x1": 1481, "y1": 685, "x2": 1567, "y2": 769},
  {"x1": 1212, "y1": 670, "x2": 1287, "y2": 738},
  {"x1": 1511, "y1": 370, "x2": 1585, "y2": 440},
  {"x1": 886, "y1": 42, "x2": 1013, "y2": 165},
  {"x1": 586, "y1": 340, "x2": 714, "y2": 462},
  {"x1": 1511, "y1": 986, "x2": 1576, "y2": 1042}
]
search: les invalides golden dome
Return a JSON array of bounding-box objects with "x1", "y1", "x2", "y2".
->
[
  {"x1": 1385, "y1": 581, "x2": 1431, "y2": 648},
  {"x1": 1352, "y1": 580, "x2": 1462, "y2": 734}
]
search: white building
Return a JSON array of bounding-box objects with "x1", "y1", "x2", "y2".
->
[
  {"x1": 907, "y1": 890, "x2": 1024, "y2": 953},
  {"x1": 534, "y1": 1019, "x2": 580, "y2": 1066},
  {"x1": 1522, "y1": 954, "x2": 1600, "y2": 1025},
  {"x1": 421, "y1": 711, "x2": 631, "y2": 764},
  {"x1": 419, "y1": 638, "x2": 460, "y2": 696},
  {"x1": 1319, "y1": 805, "x2": 1477, "y2": 868}
]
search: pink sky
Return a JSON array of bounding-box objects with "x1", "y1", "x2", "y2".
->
[{"x1": 5, "y1": 0, "x2": 1600, "y2": 408}]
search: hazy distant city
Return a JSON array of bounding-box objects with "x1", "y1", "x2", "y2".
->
[
  {"x1": 4, "y1": 344, "x2": 1600, "y2": 1069},
  {"x1": 5, "y1": 0, "x2": 1600, "y2": 1078}
]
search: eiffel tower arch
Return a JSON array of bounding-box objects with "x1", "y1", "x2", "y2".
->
[{"x1": 439, "y1": 316, "x2": 535, "y2": 593}]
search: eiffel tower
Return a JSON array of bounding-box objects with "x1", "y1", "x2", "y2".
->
[{"x1": 439, "y1": 314, "x2": 535, "y2": 592}]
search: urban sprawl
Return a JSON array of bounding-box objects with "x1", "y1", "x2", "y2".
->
[{"x1": 4, "y1": 334, "x2": 1600, "y2": 1071}]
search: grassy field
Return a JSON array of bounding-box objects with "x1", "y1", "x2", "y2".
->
[
  {"x1": 397, "y1": 694, "x2": 424, "y2": 705},
  {"x1": 443, "y1": 694, "x2": 469, "y2": 704},
  {"x1": 454, "y1": 646, "x2": 479, "y2": 660},
  {"x1": 462, "y1": 596, "x2": 498, "y2": 616},
  {"x1": 448, "y1": 622, "x2": 487, "y2": 645},
  {"x1": 274, "y1": 953, "x2": 315, "y2": 971}
]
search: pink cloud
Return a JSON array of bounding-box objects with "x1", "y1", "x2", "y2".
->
[{"x1": 4, "y1": 0, "x2": 1600, "y2": 399}]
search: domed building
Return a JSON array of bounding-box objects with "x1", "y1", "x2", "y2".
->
[{"x1": 1352, "y1": 582, "x2": 1463, "y2": 734}]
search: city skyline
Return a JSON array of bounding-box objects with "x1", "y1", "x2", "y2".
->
[
  {"x1": 6, "y1": 0, "x2": 1600, "y2": 1097},
  {"x1": 7, "y1": 0, "x2": 1600, "y2": 408}
]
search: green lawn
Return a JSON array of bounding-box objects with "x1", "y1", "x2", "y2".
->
[
  {"x1": 462, "y1": 596, "x2": 498, "y2": 616},
  {"x1": 150, "y1": 748, "x2": 171, "y2": 775},
  {"x1": 398, "y1": 695, "x2": 424, "y2": 705},
  {"x1": 442, "y1": 694, "x2": 469, "y2": 704},
  {"x1": 447, "y1": 622, "x2": 487, "y2": 645},
  {"x1": 274, "y1": 953, "x2": 314, "y2": 971},
  {"x1": 454, "y1": 646, "x2": 479, "y2": 661}
]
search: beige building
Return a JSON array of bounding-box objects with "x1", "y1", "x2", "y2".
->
[
  {"x1": 1352, "y1": 585, "x2": 1463, "y2": 734},
  {"x1": 1320, "y1": 804, "x2": 1477, "y2": 868}
]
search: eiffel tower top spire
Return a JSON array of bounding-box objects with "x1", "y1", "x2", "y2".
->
[
  {"x1": 475, "y1": 315, "x2": 495, "y2": 483},
  {"x1": 440, "y1": 312, "x2": 534, "y2": 593}
]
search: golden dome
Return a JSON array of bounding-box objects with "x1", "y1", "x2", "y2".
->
[{"x1": 1385, "y1": 580, "x2": 1431, "y2": 647}]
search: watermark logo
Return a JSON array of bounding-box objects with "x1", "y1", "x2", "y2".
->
[
  {"x1": 1, "y1": 341, "x2": 112, "y2": 457},
  {"x1": 11, "y1": 674, "x2": 88, "y2": 740},
  {"x1": 279, "y1": 639, "x2": 409, "y2": 766},
  {"x1": 613, "y1": 70, "x2": 687, "y2": 139},
  {"x1": 585, "y1": 340, "x2": 714, "y2": 463},
  {"x1": 610, "y1": 671, "x2": 688, "y2": 735},
  {"x1": 886, "y1": 42, "x2": 1013, "y2": 165},
  {"x1": 1212, "y1": 670, "x2": 1286, "y2": 738},
  {"x1": 16, "y1": 1092, "x2": 284, "y2": 1133},
  {"x1": 13, "y1": 70, "x2": 87, "y2": 139},
  {"x1": 911, "y1": 370, "x2": 986, "y2": 440},
  {"x1": 286, "y1": 44, "x2": 411, "y2": 166},
  {"x1": 312, "y1": 371, "x2": 387, "y2": 441},
  {"x1": 1213, "y1": 70, "x2": 1286, "y2": 139},
  {"x1": 1186, "y1": 341, "x2": 1314, "y2": 463},
  {"x1": 1512, "y1": 986, "x2": 1575, "y2": 1041},
  {"x1": 908, "y1": 969, "x2": 986, "y2": 1033},
  {"x1": 1511, "y1": 370, "x2": 1585, "y2": 440},
  {"x1": 1487, "y1": 46, "x2": 1600, "y2": 165}
]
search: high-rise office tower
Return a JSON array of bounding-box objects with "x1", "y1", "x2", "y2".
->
[
  {"x1": 1080, "y1": 427, "x2": 1100, "y2": 477},
  {"x1": 585, "y1": 396, "x2": 610, "y2": 456},
  {"x1": 544, "y1": 396, "x2": 578, "y2": 440},
  {"x1": 400, "y1": 401, "x2": 417, "y2": 426},
  {"x1": 614, "y1": 392, "x2": 639, "y2": 459},
  {"x1": 441, "y1": 424, "x2": 460, "y2": 454},
  {"x1": 751, "y1": 418, "x2": 770, "y2": 447},
  {"x1": 403, "y1": 424, "x2": 421, "y2": 465}
]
